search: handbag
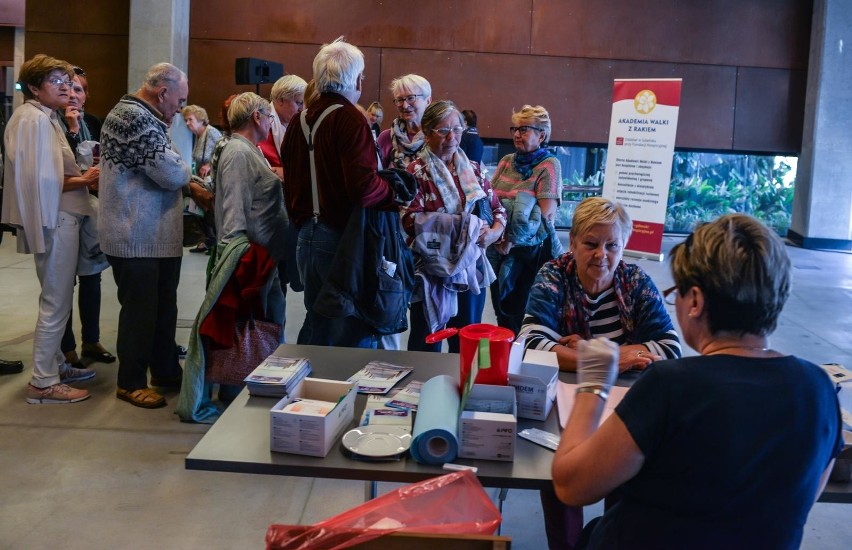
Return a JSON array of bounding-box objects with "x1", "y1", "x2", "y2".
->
[{"x1": 205, "y1": 317, "x2": 281, "y2": 386}]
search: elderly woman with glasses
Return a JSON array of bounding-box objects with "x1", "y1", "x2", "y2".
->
[
  {"x1": 552, "y1": 214, "x2": 843, "y2": 548},
  {"x1": 402, "y1": 101, "x2": 506, "y2": 352},
  {"x1": 487, "y1": 105, "x2": 564, "y2": 335},
  {"x1": 520, "y1": 196, "x2": 681, "y2": 548},
  {"x1": 179, "y1": 93, "x2": 289, "y2": 418},
  {"x1": 183, "y1": 105, "x2": 222, "y2": 180},
  {"x1": 377, "y1": 74, "x2": 432, "y2": 169},
  {"x1": 213, "y1": 93, "x2": 288, "y2": 274},
  {"x1": 2, "y1": 54, "x2": 101, "y2": 404}
]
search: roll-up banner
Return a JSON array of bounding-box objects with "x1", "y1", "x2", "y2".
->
[{"x1": 602, "y1": 78, "x2": 682, "y2": 261}]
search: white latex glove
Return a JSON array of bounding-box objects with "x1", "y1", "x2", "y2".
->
[{"x1": 576, "y1": 337, "x2": 619, "y2": 392}]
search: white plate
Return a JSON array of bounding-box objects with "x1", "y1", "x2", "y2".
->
[{"x1": 342, "y1": 426, "x2": 412, "y2": 458}]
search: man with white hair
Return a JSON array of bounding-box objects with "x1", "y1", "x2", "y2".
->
[
  {"x1": 98, "y1": 62, "x2": 192, "y2": 408},
  {"x1": 282, "y1": 38, "x2": 407, "y2": 348}
]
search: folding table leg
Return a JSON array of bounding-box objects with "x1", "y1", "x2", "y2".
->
[
  {"x1": 364, "y1": 480, "x2": 378, "y2": 500},
  {"x1": 497, "y1": 488, "x2": 509, "y2": 534}
]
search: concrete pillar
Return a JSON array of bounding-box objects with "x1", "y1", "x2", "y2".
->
[
  {"x1": 127, "y1": 0, "x2": 190, "y2": 93},
  {"x1": 127, "y1": 0, "x2": 192, "y2": 164},
  {"x1": 788, "y1": 0, "x2": 852, "y2": 250}
]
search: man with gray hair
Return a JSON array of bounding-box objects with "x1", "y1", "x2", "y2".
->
[
  {"x1": 282, "y1": 38, "x2": 409, "y2": 348},
  {"x1": 98, "y1": 62, "x2": 192, "y2": 408}
]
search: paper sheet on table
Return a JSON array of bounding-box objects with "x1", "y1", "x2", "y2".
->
[{"x1": 556, "y1": 382, "x2": 630, "y2": 428}]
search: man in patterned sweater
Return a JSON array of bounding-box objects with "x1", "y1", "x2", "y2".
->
[{"x1": 98, "y1": 63, "x2": 191, "y2": 409}]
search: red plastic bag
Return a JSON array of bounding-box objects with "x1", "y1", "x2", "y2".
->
[{"x1": 266, "y1": 470, "x2": 501, "y2": 550}]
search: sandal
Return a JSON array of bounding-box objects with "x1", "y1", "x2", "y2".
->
[{"x1": 116, "y1": 387, "x2": 166, "y2": 409}]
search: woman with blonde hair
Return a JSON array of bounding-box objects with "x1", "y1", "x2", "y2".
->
[
  {"x1": 552, "y1": 214, "x2": 842, "y2": 548},
  {"x1": 488, "y1": 104, "x2": 563, "y2": 334}
]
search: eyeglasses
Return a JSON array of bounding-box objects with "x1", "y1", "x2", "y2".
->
[
  {"x1": 46, "y1": 77, "x2": 73, "y2": 88},
  {"x1": 662, "y1": 285, "x2": 678, "y2": 305},
  {"x1": 510, "y1": 125, "x2": 544, "y2": 135},
  {"x1": 258, "y1": 110, "x2": 276, "y2": 120},
  {"x1": 393, "y1": 94, "x2": 423, "y2": 106},
  {"x1": 72, "y1": 66, "x2": 86, "y2": 76},
  {"x1": 432, "y1": 126, "x2": 464, "y2": 138}
]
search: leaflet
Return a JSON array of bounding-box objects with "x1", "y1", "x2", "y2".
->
[{"x1": 347, "y1": 361, "x2": 413, "y2": 394}]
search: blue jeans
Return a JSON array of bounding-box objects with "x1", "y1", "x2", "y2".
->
[
  {"x1": 407, "y1": 288, "x2": 487, "y2": 353},
  {"x1": 296, "y1": 222, "x2": 376, "y2": 348}
]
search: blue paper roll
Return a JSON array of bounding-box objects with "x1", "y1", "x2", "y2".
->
[{"x1": 410, "y1": 374, "x2": 460, "y2": 465}]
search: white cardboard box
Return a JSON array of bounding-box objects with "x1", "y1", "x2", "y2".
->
[
  {"x1": 509, "y1": 346, "x2": 559, "y2": 421},
  {"x1": 270, "y1": 378, "x2": 356, "y2": 457},
  {"x1": 459, "y1": 384, "x2": 517, "y2": 461}
]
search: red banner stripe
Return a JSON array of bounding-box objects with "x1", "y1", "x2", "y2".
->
[{"x1": 611, "y1": 80, "x2": 682, "y2": 107}]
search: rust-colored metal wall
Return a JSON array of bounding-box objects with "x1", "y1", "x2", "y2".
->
[
  {"x1": 187, "y1": 0, "x2": 811, "y2": 153},
  {"x1": 23, "y1": 0, "x2": 129, "y2": 119}
]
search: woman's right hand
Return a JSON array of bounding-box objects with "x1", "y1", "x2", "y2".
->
[
  {"x1": 617, "y1": 345, "x2": 659, "y2": 373},
  {"x1": 64, "y1": 106, "x2": 81, "y2": 133}
]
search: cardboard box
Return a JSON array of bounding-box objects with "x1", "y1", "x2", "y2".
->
[
  {"x1": 459, "y1": 384, "x2": 517, "y2": 461},
  {"x1": 270, "y1": 378, "x2": 356, "y2": 457},
  {"x1": 508, "y1": 346, "x2": 559, "y2": 421}
]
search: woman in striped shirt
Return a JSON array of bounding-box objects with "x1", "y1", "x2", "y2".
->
[{"x1": 519, "y1": 197, "x2": 681, "y2": 371}]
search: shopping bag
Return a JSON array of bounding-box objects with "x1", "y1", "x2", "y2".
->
[
  {"x1": 266, "y1": 470, "x2": 501, "y2": 550},
  {"x1": 205, "y1": 318, "x2": 281, "y2": 386}
]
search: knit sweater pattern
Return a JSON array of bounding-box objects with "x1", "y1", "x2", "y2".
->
[{"x1": 98, "y1": 95, "x2": 191, "y2": 258}]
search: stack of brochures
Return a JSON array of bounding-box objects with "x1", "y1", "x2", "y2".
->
[
  {"x1": 346, "y1": 361, "x2": 413, "y2": 394},
  {"x1": 243, "y1": 356, "x2": 311, "y2": 397}
]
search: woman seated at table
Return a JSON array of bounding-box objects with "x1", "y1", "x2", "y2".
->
[
  {"x1": 520, "y1": 197, "x2": 681, "y2": 371},
  {"x1": 553, "y1": 214, "x2": 844, "y2": 549},
  {"x1": 402, "y1": 100, "x2": 506, "y2": 352}
]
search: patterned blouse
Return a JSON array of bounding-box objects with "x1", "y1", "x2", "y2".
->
[
  {"x1": 401, "y1": 157, "x2": 507, "y2": 239},
  {"x1": 520, "y1": 252, "x2": 682, "y2": 359}
]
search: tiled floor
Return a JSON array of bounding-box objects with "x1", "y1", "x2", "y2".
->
[{"x1": 0, "y1": 233, "x2": 850, "y2": 549}]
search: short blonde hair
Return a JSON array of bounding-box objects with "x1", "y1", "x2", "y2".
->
[
  {"x1": 18, "y1": 54, "x2": 73, "y2": 100},
  {"x1": 270, "y1": 74, "x2": 307, "y2": 102},
  {"x1": 512, "y1": 105, "x2": 552, "y2": 145},
  {"x1": 367, "y1": 101, "x2": 383, "y2": 116},
  {"x1": 670, "y1": 214, "x2": 791, "y2": 336},
  {"x1": 181, "y1": 105, "x2": 209, "y2": 125},
  {"x1": 390, "y1": 74, "x2": 432, "y2": 99},
  {"x1": 227, "y1": 92, "x2": 271, "y2": 130},
  {"x1": 570, "y1": 197, "x2": 633, "y2": 245}
]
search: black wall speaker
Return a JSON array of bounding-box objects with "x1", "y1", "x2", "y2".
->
[{"x1": 235, "y1": 58, "x2": 285, "y2": 85}]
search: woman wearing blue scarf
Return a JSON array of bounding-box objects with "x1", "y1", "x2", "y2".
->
[{"x1": 487, "y1": 105, "x2": 564, "y2": 334}]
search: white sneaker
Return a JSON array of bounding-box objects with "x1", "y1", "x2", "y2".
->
[
  {"x1": 59, "y1": 363, "x2": 96, "y2": 383},
  {"x1": 26, "y1": 383, "x2": 90, "y2": 404}
]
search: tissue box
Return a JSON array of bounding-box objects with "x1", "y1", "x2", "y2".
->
[
  {"x1": 459, "y1": 384, "x2": 517, "y2": 461},
  {"x1": 270, "y1": 378, "x2": 355, "y2": 457},
  {"x1": 508, "y1": 347, "x2": 559, "y2": 421}
]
